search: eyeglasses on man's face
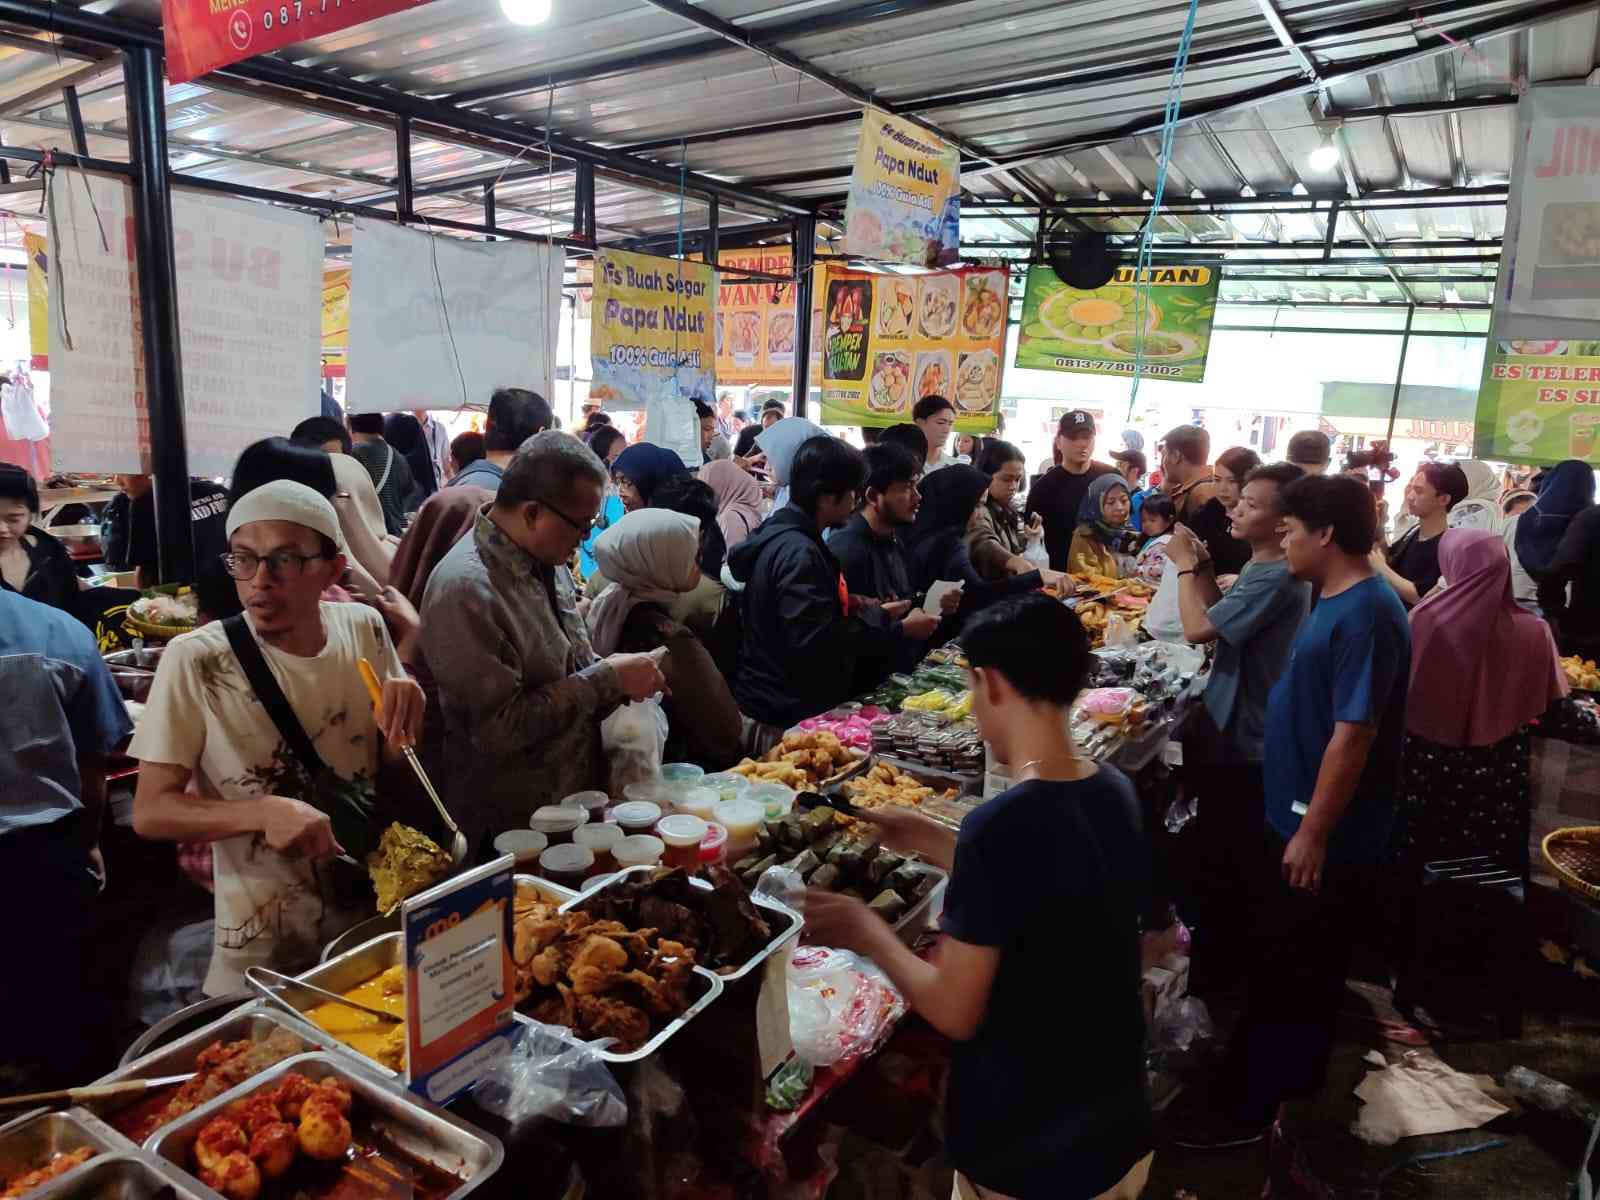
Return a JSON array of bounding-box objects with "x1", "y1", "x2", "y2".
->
[
  {"x1": 539, "y1": 500, "x2": 599, "y2": 537},
  {"x1": 220, "y1": 548, "x2": 331, "y2": 581}
]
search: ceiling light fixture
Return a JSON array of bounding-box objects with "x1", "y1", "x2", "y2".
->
[
  {"x1": 499, "y1": 0, "x2": 552, "y2": 25},
  {"x1": 1308, "y1": 142, "x2": 1340, "y2": 171}
]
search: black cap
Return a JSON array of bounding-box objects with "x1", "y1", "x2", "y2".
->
[
  {"x1": 1059, "y1": 409, "x2": 1096, "y2": 436},
  {"x1": 1110, "y1": 448, "x2": 1146, "y2": 473},
  {"x1": 760, "y1": 397, "x2": 787, "y2": 415}
]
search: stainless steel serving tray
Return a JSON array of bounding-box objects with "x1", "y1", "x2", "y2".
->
[
  {"x1": 316, "y1": 877, "x2": 576, "y2": 963},
  {"x1": 562, "y1": 864, "x2": 802, "y2": 982},
  {"x1": 279, "y1": 933, "x2": 405, "y2": 1078},
  {"x1": 146, "y1": 1053, "x2": 502, "y2": 1200},
  {"x1": 0, "y1": 1110, "x2": 138, "y2": 1198},
  {"x1": 26, "y1": 1153, "x2": 212, "y2": 1200}
]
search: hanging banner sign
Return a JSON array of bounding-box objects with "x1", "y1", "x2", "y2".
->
[
  {"x1": 24, "y1": 232, "x2": 46, "y2": 370},
  {"x1": 714, "y1": 247, "x2": 824, "y2": 388},
  {"x1": 401, "y1": 855, "x2": 516, "y2": 1105},
  {"x1": 1473, "y1": 337, "x2": 1600, "y2": 466},
  {"x1": 321, "y1": 268, "x2": 350, "y2": 378},
  {"x1": 1014, "y1": 262, "x2": 1220, "y2": 384},
  {"x1": 162, "y1": 0, "x2": 444, "y2": 85},
  {"x1": 590, "y1": 248, "x2": 717, "y2": 413},
  {"x1": 347, "y1": 221, "x2": 561, "y2": 414},
  {"x1": 819, "y1": 263, "x2": 1008, "y2": 432},
  {"x1": 844, "y1": 107, "x2": 960, "y2": 268},
  {"x1": 1493, "y1": 87, "x2": 1600, "y2": 342}
]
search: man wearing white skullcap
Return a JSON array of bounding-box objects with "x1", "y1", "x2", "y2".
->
[{"x1": 130, "y1": 479, "x2": 426, "y2": 993}]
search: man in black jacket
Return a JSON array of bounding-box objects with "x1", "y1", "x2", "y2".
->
[{"x1": 728, "y1": 437, "x2": 938, "y2": 731}]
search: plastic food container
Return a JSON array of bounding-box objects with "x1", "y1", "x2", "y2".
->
[
  {"x1": 672, "y1": 786, "x2": 719, "y2": 820},
  {"x1": 562, "y1": 789, "x2": 612, "y2": 820},
  {"x1": 714, "y1": 797, "x2": 766, "y2": 858},
  {"x1": 538, "y1": 843, "x2": 595, "y2": 889},
  {"x1": 493, "y1": 829, "x2": 549, "y2": 866},
  {"x1": 623, "y1": 779, "x2": 674, "y2": 807},
  {"x1": 699, "y1": 772, "x2": 749, "y2": 802},
  {"x1": 612, "y1": 834, "x2": 664, "y2": 869},
  {"x1": 745, "y1": 782, "x2": 797, "y2": 821},
  {"x1": 660, "y1": 762, "x2": 705, "y2": 785},
  {"x1": 572, "y1": 822, "x2": 622, "y2": 876},
  {"x1": 530, "y1": 804, "x2": 589, "y2": 843},
  {"x1": 612, "y1": 800, "x2": 663, "y2": 835},
  {"x1": 699, "y1": 821, "x2": 728, "y2": 865},
  {"x1": 656, "y1": 814, "x2": 708, "y2": 870}
]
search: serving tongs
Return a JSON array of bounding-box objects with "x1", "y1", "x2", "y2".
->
[
  {"x1": 245, "y1": 966, "x2": 402, "y2": 1025},
  {"x1": 796, "y1": 755, "x2": 872, "y2": 818},
  {"x1": 0, "y1": 1075, "x2": 193, "y2": 1112},
  {"x1": 356, "y1": 657, "x2": 469, "y2": 866}
]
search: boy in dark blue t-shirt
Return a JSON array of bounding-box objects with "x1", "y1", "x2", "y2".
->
[
  {"x1": 1178, "y1": 474, "x2": 1411, "y2": 1158},
  {"x1": 806, "y1": 595, "x2": 1154, "y2": 1199}
]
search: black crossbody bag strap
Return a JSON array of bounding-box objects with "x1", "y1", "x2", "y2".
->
[{"x1": 221, "y1": 614, "x2": 328, "y2": 779}]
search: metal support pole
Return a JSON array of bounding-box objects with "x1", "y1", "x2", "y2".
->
[
  {"x1": 0, "y1": 133, "x2": 9, "y2": 185},
  {"x1": 705, "y1": 195, "x2": 719, "y2": 266},
  {"x1": 1384, "y1": 303, "x2": 1416, "y2": 445},
  {"x1": 483, "y1": 181, "x2": 496, "y2": 240},
  {"x1": 1321, "y1": 199, "x2": 1339, "y2": 261},
  {"x1": 573, "y1": 161, "x2": 595, "y2": 244},
  {"x1": 791, "y1": 215, "x2": 816, "y2": 416},
  {"x1": 62, "y1": 84, "x2": 88, "y2": 156},
  {"x1": 123, "y1": 45, "x2": 192, "y2": 584},
  {"x1": 395, "y1": 115, "x2": 414, "y2": 221}
]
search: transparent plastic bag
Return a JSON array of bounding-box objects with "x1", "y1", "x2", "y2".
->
[
  {"x1": 602, "y1": 694, "x2": 668, "y2": 795},
  {"x1": 1021, "y1": 536, "x2": 1051, "y2": 571},
  {"x1": 787, "y1": 945, "x2": 906, "y2": 1068},
  {"x1": 755, "y1": 865, "x2": 806, "y2": 913},
  {"x1": 472, "y1": 1020, "x2": 628, "y2": 1128}
]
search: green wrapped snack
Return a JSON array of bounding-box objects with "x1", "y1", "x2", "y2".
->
[
  {"x1": 868, "y1": 851, "x2": 907, "y2": 886},
  {"x1": 867, "y1": 888, "x2": 909, "y2": 924},
  {"x1": 885, "y1": 863, "x2": 924, "y2": 896},
  {"x1": 842, "y1": 887, "x2": 868, "y2": 902},
  {"x1": 775, "y1": 816, "x2": 808, "y2": 850},
  {"x1": 785, "y1": 849, "x2": 821, "y2": 877},
  {"x1": 765, "y1": 1057, "x2": 814, "y2": 1112},
  {"x1": 808, "y1": 863, "x2": 843, "y2": 892},
  {"x1": 813, "y1": 830, "x2": 845, "y2": 860},
  {"x1": 831, "y1": 843, "x2": 868, "y2": 879},
  {"x1": 756, "y1": 823, "x2": 776, "y2": 852},
  {"x1": 739, "y1": 854, "x2": 778, "y2": 886},
  {"x1": 800, "y1": 807, "x2": 836, "y2": 842},
  {"x1": 732, "y1": 852, "x2": 768, "y2": 876}
]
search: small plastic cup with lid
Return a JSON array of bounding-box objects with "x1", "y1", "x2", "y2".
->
[
  {"x1": 530, "y1": 804, "x2": 589, "y2": 844},
  {"x1": 611, "y1": 800, "x2": 663, "y2": 837},
  {"x1": 699, "y1": 821, "x2": 728, "y2": 866},
  {"x1": 612, "y1": 834, "x2": 665, "y2": 870},
  {"x1": 492, "y1": 829, "x2": 548, "y2": 868},
  {"x1": 714, "y1": 797, "x2": 766, "y2": 858},
  {"x1": 537, "y1": 843, "x2": 594, "y2": 890},
  {"x1": 656, "y1": 813, "x2": 708, "y2": 871},
  {"x1": 745, "y1": 782, "x2": 797, "y2": 822},
  {"x1": 572, "y1": 822, "x2": 623, "y2": 876},
  {"x1": 660, "y1": 762, "x2": 706, "y2": 786},
  {"x1": 672, "y1": 786, "x2": 719, "y2": 821},
  {"x1": 623, "y1": 779, "x2": 674, "y2": 807},
  {"x1": 699, "y1": 772, "x2": 749, "y2": 803},
  {"x1": 562, "y1": 789, "x2": 612, "y2": 821}
]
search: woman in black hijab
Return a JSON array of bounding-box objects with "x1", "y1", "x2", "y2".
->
[{"x1": 384, "y1": 413, "x2": 438, "y2": 504}]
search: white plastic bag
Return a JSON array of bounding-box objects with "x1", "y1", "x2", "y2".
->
[
  {"x1": 601, "y1": 694, "x2": 668, "y2": 795},
  {"x1": 787, "y1": 945, "x2": 906, "y2": 1068},
  {"x1": 472, "y1": 1020, "x2": 628, "y2": 1128},
  {"x1": 1022, "y1": 534, "x2": 1051, "y2": 571}
]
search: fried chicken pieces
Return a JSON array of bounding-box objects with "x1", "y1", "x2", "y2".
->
[
  {"x1": 512, "y1": 896, "x2": 696, "y2": 1052},
  {"x1": 191, "y1": 1075, "x2": 354, "y2": 1199}
]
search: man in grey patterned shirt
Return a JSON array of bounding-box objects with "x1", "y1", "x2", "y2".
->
[{"x1": 419, "y1": 433, "x2": 665, "y2": 854}]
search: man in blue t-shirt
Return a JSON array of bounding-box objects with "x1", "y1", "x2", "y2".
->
[
  {"x1": 807, "y1": 594, "x2": 1154, "y2": 1199},
  {"x1": 1178, "y1": 474, "x2": 1411, "y2": 1156}
]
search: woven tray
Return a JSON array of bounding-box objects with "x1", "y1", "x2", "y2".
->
[{"x1": 1541, "y1": 826, "x2": 1600, "y2": 902}]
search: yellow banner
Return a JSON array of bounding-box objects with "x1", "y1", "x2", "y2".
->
[
  {"x1": 590, "y1": 248, "x2": 717, "y2": 411},
  {"x1": 844, "y1": 107, "x2": 961, "y2": 268},
  {"x1": 321, "y1": 267, "x2": 350, "y2": 377},
  {"x1": 24, "y1": 232, "x2": 46, "y2": 369},
  {"x1": 819, "y1": 263, "x2": 1008, "y2": 432},
  {"x1": 715, "y1": 246, "x2": 824, "y2": 388}
]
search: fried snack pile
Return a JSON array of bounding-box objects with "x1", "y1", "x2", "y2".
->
[
  {"x1": 577, "y1": 866, "x2": 770, "y2": 973},
  {"x1": 513, "y1": 899, "x2": 697, "y2": 1052},
  {"x1": 366, "y1": 823, "x2": 453, "y2": 915},
  {"x1": 115, "y1": 1031, "x2": 308, "y2": 1143},
  {"x1": 840, "y1": 761, "x2": 957, "y2": 823},
  {"x1": 731, "y1": 730, "x2": 862, "y2": 790},
  {"x1": 191, "y1": 1074, "x2": 354, "y2": 1200},
  {"x1": 2, "y1": 1148, "x2": 95, "y2": 1199},
  {"x1": 1562, "y1": 655, "x2": 1600, "y2": 691}
]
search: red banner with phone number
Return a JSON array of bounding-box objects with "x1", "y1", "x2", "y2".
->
[{"x1": 162, "y1": 0, "x2": 441, "y2": 84}]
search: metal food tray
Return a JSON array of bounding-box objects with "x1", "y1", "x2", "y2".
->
[
  {"x1": 0, "y1": 1109, "x2": 139, "y2": 1198},
  {"x1": 97, "y1": 1004, "x2": 332, "y2": 1100},
  {"x1": 146, "y1": 1053, "x2": 503, "y2": 1200},
  {"x1": 319, "y1": 876, "x2": 576, "y2": 962},
  {"x1": 25, "y1": 1153, "x2": 212, "y2": 1200},
  {"x1": 892, "y1": 862, "x2": 949, "y2": 943},
  {"x1": 280, "y1": 933, "x2": 405, "y2": 1078},
  {"x1": 562, "y1": 864, "x2": 802, "y2": 982}
]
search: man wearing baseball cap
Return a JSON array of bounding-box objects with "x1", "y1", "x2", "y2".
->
[
  {"x1": 131, "y1": 480, "x2": 425, "y2": 993},
  {"x1": 1025, "y1": 409, "x2": 1116, "y2": 571}
]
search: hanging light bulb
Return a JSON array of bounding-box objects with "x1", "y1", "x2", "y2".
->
[
  {"x1": 499, "y1": 0, "x2": 551, "y2": 25},
  {"x1": 1308, "y1": 142, "x2": 1340, "y2": 171}
]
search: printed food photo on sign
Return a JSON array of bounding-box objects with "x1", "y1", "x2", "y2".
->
[
  {"x1": 956, "y1": 350, "x2": 999, "y2": 414},
  {"x1": 870, "y1": 351, "x2": 912, "y2": 414},
  {"x1": 1474, "y1": 338, "x2": 1600, "y2": 465},
  {"x1": 767, "y1": 311, "x2": 797, "y2": 363},
  {"x1": 917, "y1": 274, "x2": 959, "y2": 339},
  {"x1": 825, "y1": 276, "x2": 873, "y2": 383},
  {"x1": 961, "y1": 271, "x2": 1006, "y2": 339},
  {"x1": 915, "y1": 351, "x2": 953, "y2": 403},
  {"x1": 878, "y1": 280, "x2": 915, "y2": 338},
  {"x1": 730, "y1": 311, "x2": 761, "y2": 362}
]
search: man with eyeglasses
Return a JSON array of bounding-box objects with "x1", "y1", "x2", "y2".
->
[
  {"x1": 418, "y1": 432, "x2": 666, "y2": 853},
  {"x1": 130, "y1": 481, "x2": 426, "y2": 994}
]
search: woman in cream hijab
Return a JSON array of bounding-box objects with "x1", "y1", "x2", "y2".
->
[
  {"x1": 330, "y1": 450, "x2": 398, "y2": 588},
  {"x1": 587, "y1": 510, "x2": 742, "y2": 768}
]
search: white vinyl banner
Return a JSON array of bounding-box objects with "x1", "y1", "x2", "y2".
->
[
  {"x1": 48, "y1": 173, "x2": 323, "y2": 475},
  {"x1": 345, "y1": 221, "x2": 562, "y2": 414},
  {"x1": 1493, "y1": 86, "x2": 1600, "y2": 342}
]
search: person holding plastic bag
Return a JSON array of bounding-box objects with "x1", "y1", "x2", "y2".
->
[
  {"x1": 587, "y1": 509, "x2": 743, "y2": 772},
  {"x1": 806, "y1": 595, "x2": 1155, "y2": 1200},
  {"x1": 418, "y1": 433, "x2": 666, "y2": 856},
  {"x1": 966, "y1": 439, "x2": 1051, "y2": 582}
]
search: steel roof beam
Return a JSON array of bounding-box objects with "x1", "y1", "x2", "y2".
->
[{"x1": 1252, "y1": 0, "x2": 1320, "y2": 82}]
